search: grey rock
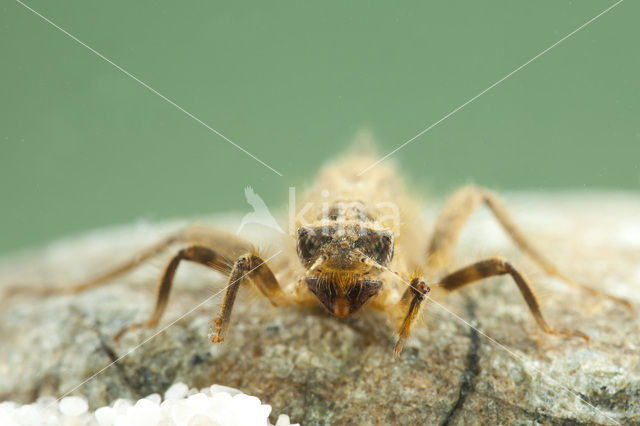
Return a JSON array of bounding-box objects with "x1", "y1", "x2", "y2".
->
[{"x1": 1, "y1": 193, "x2": 639, "y2": 425}]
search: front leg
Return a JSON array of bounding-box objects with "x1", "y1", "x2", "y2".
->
[
  {"x1": 210, "y1": 253, "x2": 286, "y2": 343},
  {"x1": 395, "y1": 278, "x2": 430, "y2": 355},
  {"x1": 114, "y1": 247, "x2": 286, "y2": 342},
  {"x1": 114, "y1": 245, "x2": 233, "y2": 341}
]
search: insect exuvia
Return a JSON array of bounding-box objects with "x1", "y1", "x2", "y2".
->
[{"x1": 17, "y1": 137, "x2": 633, "y2": 354}]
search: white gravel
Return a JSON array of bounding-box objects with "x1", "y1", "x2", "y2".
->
[{"x1": 0, "y1": 383, "x2": 298, "y2": 426}]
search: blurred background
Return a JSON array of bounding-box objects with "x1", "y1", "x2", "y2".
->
[{"x1": 1, "y1": 0, "x2": 638, "y2": 255}]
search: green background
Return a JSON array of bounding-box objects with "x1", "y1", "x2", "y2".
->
[{"x1": 1, "y1": 0, "x2": 639, "y2": 255}]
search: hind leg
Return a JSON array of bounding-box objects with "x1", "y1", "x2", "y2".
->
[
  {"x1": 438, "y1": 257, "x2": 588, "y2": 340},
  {"x1": 426, "y1": 185, "x2": 633, "y2": 314},
  {"x1": 4, "y1": 224, "x2": 250, "y2": 298}
]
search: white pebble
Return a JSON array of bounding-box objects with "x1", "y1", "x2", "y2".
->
[
  {"x1": 209, "y1": 384, "x2": 242, "y2": 397},
  {"x1": 0, "y1": 382, "x2": 296, "y2": 426},
  {"x1": 112, "y1": 398, "x2": 133, "y2": 411},
  {"x1": 119, "y1": 398, "x2": 161, "y2": 426},
  {"x1": 16, "y1": 403, "x2": 41, "y2": 423},
  {"x1": 256, "y1": 404, "x2": 272, "y2": 421},
  {"x1": 186, "y1": 393, "x2": 211, "y2": 412},
  {"x1": 198, "y1": 388, "x2": 212, "y2": 397},
  {"x1": 170, "y1": 400, "x2": 194, "y2": 425},
  {"x1": 208, "y1": 391, "x2": 233, "y2": 413},
  {"x1": 135, "y1": 398, "x2": 159, "y2": 411},
  {"x1": 275, "y1": 414, "x2": 291, "y2": 426},
  {"x1": 59, "y1": 396, "x2": 88, "y2": 416},
  {"x1": 95, "y1": 406, "x2": 115, "y2": 426},
  {"x1": 165, "y1": 382, "x2": 189, "y2": 400},
  {"x1": 232, "y1": 393, "x2": 261, "y2": 409},
  {"x1": 144, "y1": 393, "x2": 162, "y2": 406},
  {"x1": 187, "y1": 413, "x2": 216, "y2": 426},
  {"x1": 0, "y1": 405, "x2": 20, "y2": 426},
  {"x1": 36, "y1": 396, "x2": 57, "y2": 406}
]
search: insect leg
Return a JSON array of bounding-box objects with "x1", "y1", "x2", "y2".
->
[
  {"x1": 438, "y1": 257, "x2": 588, "y2": 340},
  {"x1": 210, "y1": 254, "x2": 286, "y2": 343},
  {"x1": 394, "y1": 278, "x2": 430, "y2": 355},
  {"x1": 427, "y1": 185, "x2": 633, "y2": 314},
  {"x1": 5, "y1": 225, "x2": 251, "y2": 299},
  {"x1": 113, "y1": 245, "x2": 232, "y2": 340},
  {"x1": 3, "y1": 234, "x2": 179, "y2": 299}
]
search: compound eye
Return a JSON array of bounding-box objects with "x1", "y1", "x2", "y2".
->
[
  {"x1": 374, "y1": 232, "x2": 394, "y2": 265},
  {"x1": 355, "y1": 230, "x2": 394, "y2": 266},
  {"x1": 297, "y1": 226, "x2": 327, "y2": 261}
]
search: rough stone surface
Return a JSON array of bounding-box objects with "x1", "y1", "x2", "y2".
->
[{"x1": 1, "y1": 193, "x2": 639, "y2": 425}]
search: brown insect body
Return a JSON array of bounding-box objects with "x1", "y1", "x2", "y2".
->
[
  {"x1": 292, "y1": 149, "x2": 425, "y2": 318},
  {"x1": 16, "y1": 133, "x2": 633, "y2": 354}
]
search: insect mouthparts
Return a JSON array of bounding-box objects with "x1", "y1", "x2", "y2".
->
[{"x1": 306, "y1": 277, "x2": 383, "y2": 317}]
